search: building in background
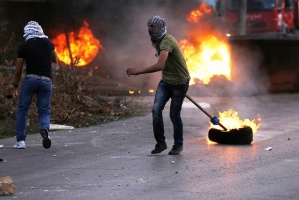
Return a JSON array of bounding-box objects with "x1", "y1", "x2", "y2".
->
[{"x1": 203, "y1": 0, "x2": 216, "y2": 8}]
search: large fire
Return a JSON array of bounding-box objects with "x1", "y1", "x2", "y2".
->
[
  {"x1": 184, "y1": 2, "x2": 262, "y2": 135},
  {"x1": 52, "y1": 21, "x2": 103, "y2": 67},
  {"x1": 187, "y1": 2, "x2": 213, "y2": 23},
  {"x1": 179, "y1": 33, "x2": 231, "y2": 85},
  {"x1": 180, "y1": 2, "x2": 231, "y2": 85}
]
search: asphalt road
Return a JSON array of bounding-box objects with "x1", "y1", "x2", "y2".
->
[{"x1": 1, "y1": 94, "x2": 299, "y2": 200}]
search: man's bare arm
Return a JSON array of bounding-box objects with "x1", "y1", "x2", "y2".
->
[{"x1": 126, "y1": 50, "x2": 169, "y2": 76}]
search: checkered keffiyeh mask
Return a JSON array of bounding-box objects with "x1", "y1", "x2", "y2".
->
[
  {"x1": 147, "y1": 15, "x2": 167, "y2": 56},
  {"x1": 23, "y1": 21, "x2": 48, "y2": 41},
  {"x1": 148, "y1": 15, "x2": 167, "y2": 43}
]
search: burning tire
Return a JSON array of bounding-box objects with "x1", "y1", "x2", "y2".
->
[{"x1": 208, "y1": 126, "x2": 253, "y2": 145}]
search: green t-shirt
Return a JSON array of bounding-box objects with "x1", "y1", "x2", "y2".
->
[{"x1": 158, "y1": 34, "x2": 190, "y2": 84}]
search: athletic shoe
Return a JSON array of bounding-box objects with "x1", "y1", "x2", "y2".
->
[
  {"x1": 168, "y1": 145, "x2": 183, "y2": 155},
  {"x1": 13, "y1": 141, "x2": 26, "y2": 149},
  {"x1": 40, "y1": 129, "x2": 51, "y2": 149},
  {"x1": 151, "y1": 143, "x2": 167, "y2": 154}
]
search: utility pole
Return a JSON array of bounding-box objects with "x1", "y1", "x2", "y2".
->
[
  {"x1": 216, "y1": 0, "x2": 226, "y2": 16},
  {"x1": 237, "y1": 0, "x2": 247, "y2": 35}
]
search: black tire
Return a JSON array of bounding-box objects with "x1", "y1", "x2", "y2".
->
[{"x1": 208, "y1": 126, "x2": 253, "y2": 145}]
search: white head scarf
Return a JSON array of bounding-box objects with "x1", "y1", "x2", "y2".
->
[{"x1": 23, "y1": 21, "x2": 48, "y2": 41}]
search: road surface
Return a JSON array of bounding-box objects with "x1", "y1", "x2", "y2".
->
[{"x1": 1, "y1": 94, "x2": 299, "y2": 200}]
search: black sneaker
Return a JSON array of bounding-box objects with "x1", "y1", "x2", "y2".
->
[
  {"x1": 168, "y1": 145, "x2": 183, "y2": 155},
  {"x1": 151, "y1": 143, "x2": 167, "y2": 154},
  {"x1": 40, "y1": 129, "x2": 51, "y2": 149}
]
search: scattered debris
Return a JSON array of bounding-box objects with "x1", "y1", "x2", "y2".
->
[
  {"x1": 264, "y1": 147, "x2": 272, "y2": 151},
  {"x1": 136, "y1": 178, "x2": 147, "y2": 183},
  {"x1": 50, "y1": 124, "x2": 75, "y2": 131},
  {"x1": 0, "y1": 176, "x2": 15, "y2": 196},
  {"x1": 0, "y1": 145, "x2": 3, "y2": 149}
]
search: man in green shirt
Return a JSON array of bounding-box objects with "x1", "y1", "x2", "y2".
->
[{"x1": 126, "y1": 15, "x2": 190, "y2": 155}]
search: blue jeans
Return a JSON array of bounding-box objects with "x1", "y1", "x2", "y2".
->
[
  {"x1": 16, "y1": 76, "x2": 52, "y2": 141},
  {"x1": 152, "y1": 80, "x2": 189, "y2": 146}
]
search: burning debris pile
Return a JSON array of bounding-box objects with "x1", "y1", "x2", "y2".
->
[
  {"x1": 52, "y1": 21, "x2": 103, "y2": 67},
  {"x1": 180, "y1": 2, "x2": 232, "y2": 89}
]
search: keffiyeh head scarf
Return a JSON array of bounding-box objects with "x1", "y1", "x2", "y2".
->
[
  {"x1": 23, "y1": 21, "x2": 48, "y2": 41},
  {"x1": 147, "y1": 15, "x2": 167, "y2": 57}
]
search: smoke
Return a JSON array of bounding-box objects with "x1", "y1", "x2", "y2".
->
[
  {"x1": 85, "y1": 0, "x2": 201, "y2": 90},
  {"x1": 1, "y1": 0, "x2": 204, "y2": 91},
  {"x1": 230, "y1": 43, "x2": 269, "y2": 96},
  {"x1": 3, "y1": 0, "x2": 269, "y2": 96},
  {"x1": 52, "y1": 0, "x2": 202, "y2": 90}
]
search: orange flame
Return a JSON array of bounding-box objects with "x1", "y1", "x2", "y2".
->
[
  {"x1": 180, "y1": 32, "x2": 231, "y2": 85},
  {"x1": 52, "y1": 21, "x2": 103, "y2": 67},
  {"x1": 187, "y1": 2, "x2": 213, "y2": 23},
  {"x1": 210, "y1": 109, "x2": 262, "y2": 134},
  {"x1": 186, "y1": 3, "x2": 262, "y2": 142},
  {"x1": 129, "y1": 90, "x2": 135, "y2": 95},
  {"x1": 182, "y1": 2, "x2": 231, "y2": 85}
]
